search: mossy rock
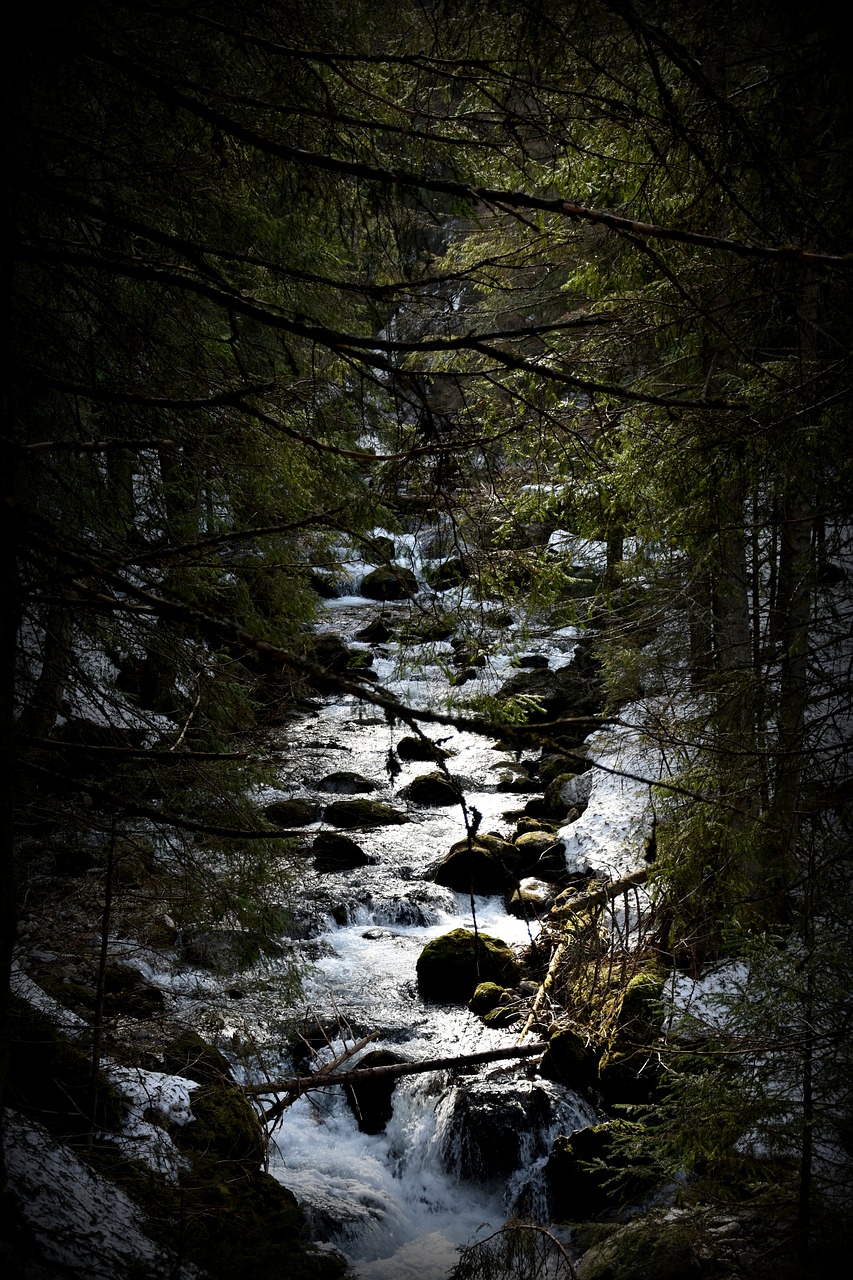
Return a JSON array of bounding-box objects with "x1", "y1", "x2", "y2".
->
[
  {"x1": 468, "y1": 981, "x2": 505, "y2": 1015},
  {"x1": 360, "y1": 564, "x2": 418, "y2": 600},
  {"x1": 399, "y1": 770, "x2": 463, "y2": 805},
  {"x1": 482, "y1": 1004, "x2": 522, "y2": 1028},
  {"x1": 416, "y1": 928, "x2": 520, "y2": 1003},
  {"x1": 176, "y1": 1081, "x2": 265, "y2": 1174},
  {"x1": 343, "y1": 1048, "x2": 407, "y2": 1134},
  {"x1": 396, "y1": 735, "x2": 451, "y2": 762},
  {"x1": 539, "y1": 1027, "x2": 597, "y2": 1088},
  {"x1": 539, "y1": 753, "x2": 581, "y2": 787},
  {"x1": 265, "y1": 798, "x2": 320, "y2": 828},
  {"x1": 576, "y1": 1214, "x2": 709, "y2": 1279},
  {"x1": 618, "y1": 970, "x2": 666, "y2": 1034},
  {"x1": 431, "y1": 838, "x2": 520, "y2": 895},
  {"x1": 317, "y1": 771, "x2": 380, "y2": 794},
  {"x1": 171, "y1": 1167, "x2": 349, "y2": 1280},
  {"x1": 355, "y1": 615, "x2": 395, "y2": 644},
  {"x1": 322, "y1": 798, "x2": 408, "y2": 828},
  {"x1": 163, "y1": 1029, "x2": 232, "y2": 1085},
  {"x1": 7, "y1": 997, "x2": 124, "y2": 1135}
]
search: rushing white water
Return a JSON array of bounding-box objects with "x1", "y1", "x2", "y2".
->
[{"x1": 243, "y1": 532, "x2": 644, "y2": 1277}]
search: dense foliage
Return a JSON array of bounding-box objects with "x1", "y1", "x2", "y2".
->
[{"x1": 5, "y1": 0, "x2": 852, "y2": 1274}]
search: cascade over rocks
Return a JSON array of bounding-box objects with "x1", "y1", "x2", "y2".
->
[
  {"x1": 343, "y1": 1048, "x2": 408, "y2": 1134},
  {"x1": 442, "y1": 1076, "x2": 558, "y2": 1185},
  {"x1": 416, "y1": 928, "x2": 520, "y2": 1002}
]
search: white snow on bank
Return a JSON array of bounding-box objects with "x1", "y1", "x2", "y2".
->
[
  {"x1": 3, "y1": 1109, "x2": 200, "y2": 1279},
  {"x1": 10, "y1": 963, "x2": 87, "y2": 1035},
  {"x1": 106, "y1": 1066, "x2": 199, "y2": 1178},
  {"x1": 556, "y1": 714, "x2": 661, "y2": 879},
  {"x1": 662, "y1": 960, "x2": 750, "y2": 1039}
]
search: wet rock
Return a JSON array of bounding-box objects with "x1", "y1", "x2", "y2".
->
[
  {"x1": 399, "y1": 771, "x2": 463, "y2": 805},
  {"x1": 317, "y1": 771, "x2": 379, "y2": 795},
  {"x1": 518, "y1": 654, "x2": 549, "y2": 668},
  {"x1": 396, "y1": 735, "x2": 451, "y2": 762},
  {"x1": 416, "y1": 928, "x2": 520, "y2": 1002},
  {"x1": 538, "y1": 1027, "x2": 597, "y2": 1089},
  {"x1": 360, "y1": 564, "x2": 419, "y2": 600},
  {"x1": 312, "y1": 832, "x2": 370, "y2": 872},
  {"x1": 309, "y1": 631, "x2": 373, "y2": 675},
  {"x1": 468, "y1": 981, "x2": 505, "y2": 1015},
  {"x1": 163, "y1": 1029, "x2": 233, "y2": 1084},
  {"x1": 423, "y1": 557, "x2": 470, "y2": 591},
  {"x1": 443, "y1": 1077, "x2": 555, "y2": 1182},
  {"x1": 265, "y1": 798, "x2": 320, "y2": 827},
  {"x1": 497, "y1": 641, "x2": 603, "y2": 727},
  {"x1": 492, "y1": 761, "x2": 538, "y2": 793},
  {"x1": 322, "y1": 798, "x2": 408, "y2": 828},
  {"x1": 344, "y1": 1048, "x2": 407, "y2": 1134},
  {"x1": 431, "y1": 835, "x2": 521, "y2": 895},
  {"x1": 507, "y1": 877, "x2": 556, "y2": 918},
  {"x1": 354, "y1": 615, "x2": 395, "y2": 644}
]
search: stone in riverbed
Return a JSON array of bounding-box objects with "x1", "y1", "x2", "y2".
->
[
  {"x1": 399, "y1": 770, "x2": 463, "y2": 805},
  {"x1": 322, "y1": 798, "x2": 408, "y2": 828},
  {"x1": 507, "y1": 877, "x2": 556, "y2": 918},
  {"x1": 416, "y1": 928, "x2": 520, "y2": 1002},
  {"x1": 395, "y1": 735, "x2": 451, "y2": 762},
  {"x1": 343, "y1": 1048, "x2": 407, "y2": 1134},
  {"x1": 265, "y1": 798, "x2": 320, "y2": 828},
  {"x1": 317, "y1": 771, "x2": 379, "y2": 795},
  {"x1": 360, "y1": 564, "x2": 418, "y2": 600},
  {"x1": 354, "y1": 615, "x2": 395, "y2": 644},
  {"x1": 312, "y1": 832, "x2": 370, "y2": 872},
  {"x1": 431, "y1": 835, "x2": 521, "y2": 895}
]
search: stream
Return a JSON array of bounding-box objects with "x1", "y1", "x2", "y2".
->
[{"x1": 217, "y1": 530, "x2": 653, "y2": 1279}]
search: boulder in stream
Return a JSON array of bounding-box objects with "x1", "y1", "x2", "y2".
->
[
  {"x1": 354, "y1": 615, "x2": 395, "y2": 644},
  {"x1": 360, "y1": 564, "x2": 418, "y2": 600},
  {"x1": 322, "y1": 798, "x2": 409, "y2": 828},
  {"x1": 431, "y1": 835, "x2": 521, "y2": 895},
  {"x1": 395, "y1": 735, "x2": 451, "y2": 762},
  {"x1": 343, "y1": 1048, "x2": 407, "y2": 1134},
  {"x1": 312, "y1": 832, "x2": 371, "y2": 872},
  {"x1": 265, "y1": 798, "x2": 320, "y2": 828},
  {"x1": 416, "y1": 928, "x2": 520, "y2": 1002},
  {"x1": 399, "y1": 770, "x2": 463, "y2": 805},
  {"x1": 317, "y1": 771, "x2": 379, "y2": 795}
]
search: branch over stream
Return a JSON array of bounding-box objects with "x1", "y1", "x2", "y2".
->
[{"x1": 242, "y1": 1041, "x2": 547, "y2": 1119}]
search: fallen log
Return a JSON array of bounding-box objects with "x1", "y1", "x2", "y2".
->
[{"x1": 242, "y1": 1041, "x2": 547, "y2": 1113}]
